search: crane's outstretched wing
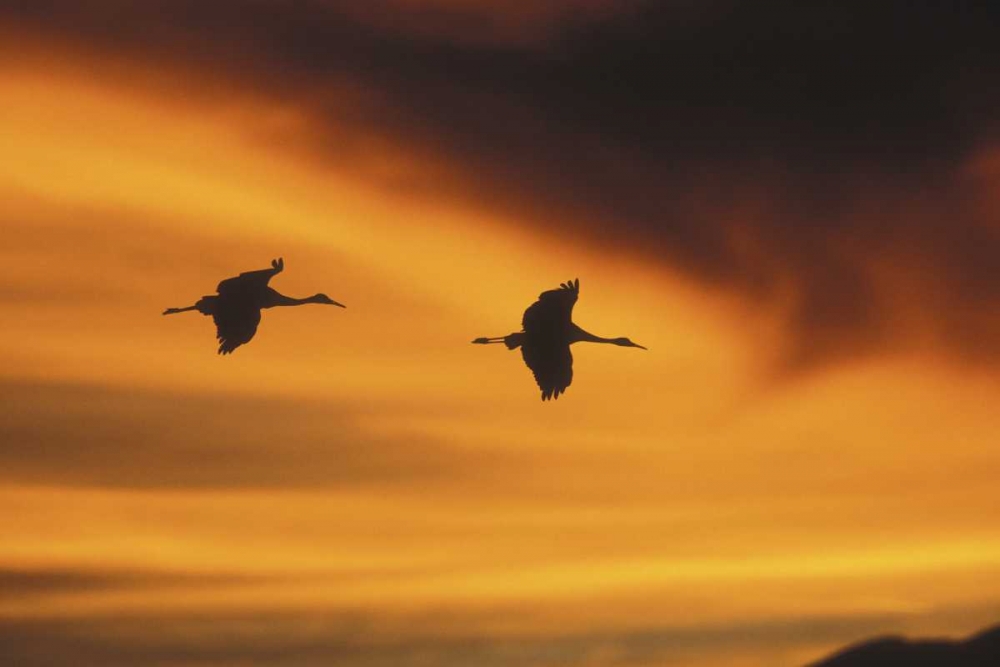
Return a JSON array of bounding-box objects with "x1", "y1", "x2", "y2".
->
[
  {"x1": 216, "y1": 257, "x2": 284, "y2": 296},
  {"x1": 522, "y1": 278, "x2": 579, "y2": 333},
  {"x1": 214, "y1": 307, "x2": 261, "y2": 355},
  {"x1": 521, "y1": 341, "x2": 573, "y2": 401}
]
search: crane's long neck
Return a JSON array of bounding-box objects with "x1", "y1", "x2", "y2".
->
[
  {"x1": 571, "y1": 324, "x2": 616, "y2": 345},
  {"x1": 268, "y1": 293, "x2": 322, "y2": 307}
]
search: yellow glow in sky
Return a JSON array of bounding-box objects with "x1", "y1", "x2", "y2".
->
[{"x1": 2, "y1": 61, "x2": 999, "y2": 667}]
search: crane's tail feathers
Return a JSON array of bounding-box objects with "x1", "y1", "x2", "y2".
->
[
  {"x1": 503, "y1": 333, "x2": 525, "y2": 350},
  {"x1": 162, "y1": 306, "x2": 198, "y2": 315}
]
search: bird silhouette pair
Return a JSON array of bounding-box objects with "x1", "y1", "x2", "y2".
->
[{"x1": 164, "y1": 258, "x2": 646, "y2": 400}]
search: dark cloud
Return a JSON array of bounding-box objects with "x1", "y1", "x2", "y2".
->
[
  {"x1": 3, "y1": 1, "x2": 1000, "y2": 365},
  {"x1": 0, "y1": 378, "x2": 778, "y2": 503},
  {"x1": 0, "y1": 381, "x2": 502, "y2": 489},
  {"x1": 0, "y1": 605, "x2": 959, "y2": 667},
  {"x1": 1, "y1": 557, "x2": 999, "y2": 665},
  {"x1": 0, "y1": 567, "x2": 255, "y2": 599}
]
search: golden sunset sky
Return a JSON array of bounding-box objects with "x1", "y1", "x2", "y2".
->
[{"x1": 2, "y1": 3, "x2": 999, "y2": 666}]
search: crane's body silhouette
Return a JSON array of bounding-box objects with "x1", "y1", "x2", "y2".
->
[
  {"x1": 162, "y1": 258, "x2": 345, "y2": 354},
  {"x1": 473, "y1": 279, "x2": 646, "y2": 400}
]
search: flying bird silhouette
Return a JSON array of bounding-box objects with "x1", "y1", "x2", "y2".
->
[
  {"x1": 162, "y1": 258, "x2": 345, "y2": 354},
  {"x1": 472, "y1": 278, "x2": 646, "y2": 400}
]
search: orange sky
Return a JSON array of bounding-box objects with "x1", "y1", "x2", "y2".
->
[{"x1": 2, "y1": 25, "x2": 1000, "y2": 667}]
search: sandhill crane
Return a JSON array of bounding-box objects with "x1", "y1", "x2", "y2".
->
[
  {"x1": 473, "y1": 279, "x2": 645, "y2": 400},
  {"x1": 163, "y1": 258, "x2": 344, "y2": 354}
]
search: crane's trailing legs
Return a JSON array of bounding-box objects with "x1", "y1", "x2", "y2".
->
[
  {"x1": 472, "y1": 333, "x2": 525, "y2": 350},
  {"x1": 163, "y1": 305, "x2": 198, "y2": 315},
  {"x1": 162, "y1": 295, "x2": 216, "y2": 316}
]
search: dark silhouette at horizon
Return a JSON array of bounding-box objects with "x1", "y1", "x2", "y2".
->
[
  {"x1": 163, "y1": 258, "x2": 345, "y2": 354},
  {"x1": 473, "y1": 278, "x2": 645, "y2": 400},
  {"x1": 808, "y1": 623, "x2": 1000, "y2": 666}
]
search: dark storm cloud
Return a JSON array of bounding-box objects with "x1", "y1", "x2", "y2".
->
[
  {"x1": 4, "y1": 1, "x2": 999, "y2": 364},
  {"x1": 0, "y1": 381, "x2": 504, "y2": 489}
]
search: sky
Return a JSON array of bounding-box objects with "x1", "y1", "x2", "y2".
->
[{"x1": 1, "y1": 2, "x2": 999, "y2": 665}]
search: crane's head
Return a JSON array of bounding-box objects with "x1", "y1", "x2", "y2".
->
[
  {"x1": 312, "y1": 293, "x2": 346, "y2": 308},
  {"x1": 612, "y1": 337, "x2": 647, "y2": 350}
]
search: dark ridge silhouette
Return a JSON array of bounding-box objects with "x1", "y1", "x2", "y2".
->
[
  {"x1": 807, "y1": 624, "x2": 1000, "y2": 667},
  {"x1": 473, "y1": 278, "x2": 645, "y2": 400},
  {"x1": 163, "y1": 258, "x2": 344, "y2": 354}
]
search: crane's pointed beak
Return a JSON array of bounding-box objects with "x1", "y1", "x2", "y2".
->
[
  {"x1": 632, "y1": 342, "x2": 648, "y2": 350},
  {"x1": 331, "y1": 300, "x2": 346, "y2": 308}
]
